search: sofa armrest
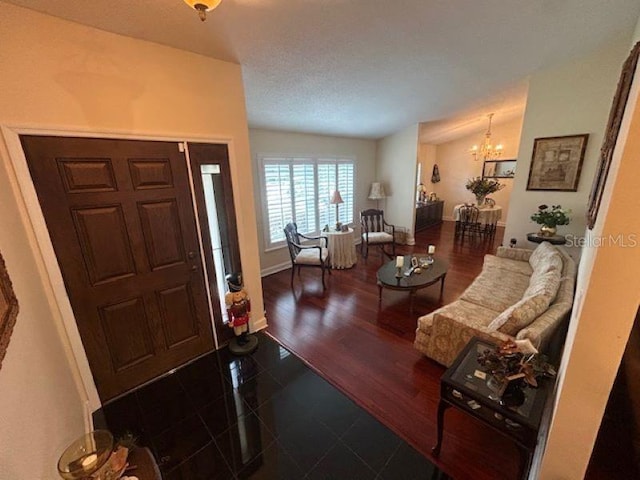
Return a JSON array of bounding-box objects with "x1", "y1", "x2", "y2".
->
[
  {"x1": 427, "y1": 313, "x2": 511, "y2": 367},
  {"x1": 496, "y1": 246, "x2": 534, "y2": 262}
]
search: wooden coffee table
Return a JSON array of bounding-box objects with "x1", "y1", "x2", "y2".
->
[{"x1": 376, "y1": 256, "x2": 447, "y2": 313}]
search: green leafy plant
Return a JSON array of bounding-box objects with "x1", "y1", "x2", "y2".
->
[
  {"x1": 465, "y1": 176, "x2": 504, "y2": 196},
  {"x1": 530, "y1": 204, "x2": 571, "y2": 228}
]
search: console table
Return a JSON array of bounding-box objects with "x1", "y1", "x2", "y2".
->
[
  {"x1": 432, "y1": 337, "x2": 553, "y2": 480},
  {"x1": 415, "y1": 201, "x2": 444, "y2": 231}
]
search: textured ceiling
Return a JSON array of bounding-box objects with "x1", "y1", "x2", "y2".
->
[{"x1": 6, "y1": 0, "x2": 640, "y2": 139}]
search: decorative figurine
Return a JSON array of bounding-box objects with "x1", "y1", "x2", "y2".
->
[{"x1": 225, "y1": 272, "x2": 258, "y2": 355}]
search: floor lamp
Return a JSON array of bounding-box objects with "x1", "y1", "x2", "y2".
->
[{"x1": 368, "y1": 182, "x2": 386, "y2": 209}]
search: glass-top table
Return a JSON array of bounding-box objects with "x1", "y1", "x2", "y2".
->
[{"x1": 433, "y1": 337, "x2": 555, "y2": 480}]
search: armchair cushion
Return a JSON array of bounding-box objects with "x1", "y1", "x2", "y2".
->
[
  {"x1": 294, "y1": 248, "x2": 329, "y2": 265},
  {"x1": 362, "y1": 232, "x2": 394, "y2": 244}
]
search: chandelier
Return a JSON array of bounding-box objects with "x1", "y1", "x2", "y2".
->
[
  {"x1": 183, "y1": 0, "x2": 222, "y2": 21},
  {"x1": 470, "y1": 113, "x2": 503, "y2": 161}
]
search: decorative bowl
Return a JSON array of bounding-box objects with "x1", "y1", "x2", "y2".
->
[{"x1": 57, "y1": 430, "x2": 114, "y2": 479}]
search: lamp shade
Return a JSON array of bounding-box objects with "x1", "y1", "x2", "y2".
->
[
  {"x1": 330, "y1": 190, "x2": 344, "y2": 205},
  {"x1": 368, "y1": 182, "x2": 386, "y2": 200}
]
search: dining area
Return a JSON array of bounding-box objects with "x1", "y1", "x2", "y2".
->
[{"x1": 453, "y1": 201, "x2": 502, "y2": 241}]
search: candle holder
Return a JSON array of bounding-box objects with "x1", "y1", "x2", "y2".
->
[
  {"x1": 57, "y1": 430, "x2": 113, "y2": 480},
  {"x1": 426, "y1": 244, "x2": 436, "y2": 265},
  {"x1": 395, "y1": 266, "x2": 403, "y2": 278}
]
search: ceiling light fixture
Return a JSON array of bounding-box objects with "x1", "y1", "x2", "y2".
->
[
  {"x1": 470, "y1": 113, "x2": 503, "y2": 161},
  {"x1": 183, "y1": 0, "x2": 222, "y2": 21}
]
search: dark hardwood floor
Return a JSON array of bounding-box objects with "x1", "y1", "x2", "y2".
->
[{"x1": 262, "y1": 221, "x2": 524, "y2": 480}]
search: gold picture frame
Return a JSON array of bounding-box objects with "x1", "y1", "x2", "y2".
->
[
  {"x1": 0, "y1": 252, "x2": 19, "y2": 370},
  {"x1": 526, "y1": 134, "x2": 589, "y2": 191}
]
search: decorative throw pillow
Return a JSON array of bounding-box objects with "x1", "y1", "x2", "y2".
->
[
  {"x1": 525, "y1": 268, "x2": 562, "y2": 302},
  {"x1": 487, "y1": 294, "x2": 552, "y2": 336},
  {"x1": 529, "y1": 242, "x2": 562, "y2": 272}
]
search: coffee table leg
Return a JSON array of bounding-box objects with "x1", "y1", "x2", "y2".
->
[
  {"x1": 378, "y1": 284, "x2": 382, "y2": 304},
  {"x1": 409, "y1": 290, "x2": 415, "y2": 314},
  {"x1": 432, "y1": 399, "x2": 450, "y2": 457}
]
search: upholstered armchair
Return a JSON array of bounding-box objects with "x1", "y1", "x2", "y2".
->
[
  {"x1": 283, "y1": 223, "x2": 330, "y2": 289},
  {"x1": 360, "y1": 209, "x2": 396, "y2": 259}
]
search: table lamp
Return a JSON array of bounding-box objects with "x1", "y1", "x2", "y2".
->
[{"x1": 330, "y1": 190, "x2": 344, "y2": 230}]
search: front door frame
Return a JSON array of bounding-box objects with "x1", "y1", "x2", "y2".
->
[{"x1": 2, "y1": 125, "x2": 239, "y2": 414}]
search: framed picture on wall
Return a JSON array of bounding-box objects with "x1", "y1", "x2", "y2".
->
[
  {"x1": 0, "y1": 252, "x2": 19, "y2": 371},
  {"x1": 587, "y1": 41, "x2": 640, "y2": 229},
  {"x1": 526, "y1": 134, "x2": 589, "y2": 191}
]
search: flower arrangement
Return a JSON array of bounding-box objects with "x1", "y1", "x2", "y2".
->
[
  {"x1": 530, "y1": 204, "x2": 571, "y2": 228},
  {"x1": 465, "y1": 177, "x2": 504, "y2": 197}
]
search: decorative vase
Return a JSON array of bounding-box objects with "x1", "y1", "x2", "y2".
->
[
  {"x1": 539, "y1": 225, "x2": 557, "y2": 237},
  {"x1": 475, "y1": 195, "x2": 486, "y2": 207}
]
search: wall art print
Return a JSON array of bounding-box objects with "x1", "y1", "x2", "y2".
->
[{"x1": 526, "y1": 134, "x2": 589, "y2": 192}]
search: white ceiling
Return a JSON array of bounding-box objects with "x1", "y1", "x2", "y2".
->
[{"x1": 6, "y1": 0, "x2": 640, "y2": 139}]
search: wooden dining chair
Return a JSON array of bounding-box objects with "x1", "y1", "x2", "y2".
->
[
  {"x1": 283, "y1": 222, "x2": 330, "y2": 289},
  {"x1": 360, "y1": 209, "x2": 396, "y2": 260},
  {"x1": 456, "y1": 205, "x2": 484, "y2": 241}
]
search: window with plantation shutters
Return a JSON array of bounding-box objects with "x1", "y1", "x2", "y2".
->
[{"x1": 260, "y1": 155, "x2": 355, "y2": 249}]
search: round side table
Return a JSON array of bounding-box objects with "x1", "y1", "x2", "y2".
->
[
  {"x1": 526, "y1": 232, "x2": 566, "y2": 245},
  {"x1": 323, "y1": 228, "x2": 357, "y2": 269}
]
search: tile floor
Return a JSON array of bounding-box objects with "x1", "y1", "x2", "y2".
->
[{"x1": 95, "y1": 333, "x2": 447, "y2": 479}]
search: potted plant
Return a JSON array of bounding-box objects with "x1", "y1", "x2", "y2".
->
[
  {"x1": 530, "y1": 204, "x2": 571, "y2": 237},
  {"x1": 465, "y1": 177, "x2": 504, "y2": 206}
]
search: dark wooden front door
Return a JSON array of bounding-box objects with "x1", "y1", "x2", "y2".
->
[{"x1": 22, "y1": 136, "x2": 215, "y2": 401}]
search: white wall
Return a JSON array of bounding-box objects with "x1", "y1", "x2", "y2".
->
[
  {"x1": 503, "y1": 34, "x2": 631, "y2": 246},
  {"x1": 0, "y1": 3, "x2": 260, "y2": 477},
  {"x1": 537, "y1": 33, "x2": 640, "y2": 478},
  {"x1": 376, "y1": 124, "x2": 420, "y2": 243},
  {"x1": 417, "y1": 143, "x2": 437, "y2": 189},
  {"x1": 425, "y1": 117, "x2": 523, "y2": 224},
  {"x1": 249, "y1": 128, "x2": 377, "y2": 274}
]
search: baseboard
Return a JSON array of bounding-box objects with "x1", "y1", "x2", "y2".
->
[
  {"x1": 251, "y1": 315, "x2": 268, "y2": 332},
  {"x1": 261, "y1": 261, "x2": 291, "y2": 277}
]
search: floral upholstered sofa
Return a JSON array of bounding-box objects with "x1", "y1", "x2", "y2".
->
[{"x1": 414, "y1": 242, "x2": 576, "y2": 366}]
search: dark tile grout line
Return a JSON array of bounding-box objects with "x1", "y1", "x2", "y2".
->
[{"x1": 374, "y1": 441, "x2": 404, "y2": 480}]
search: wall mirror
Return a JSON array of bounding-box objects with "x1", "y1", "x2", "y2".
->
[{"x1": 482, "y1": 159, "x2": 516, "y2": 179}]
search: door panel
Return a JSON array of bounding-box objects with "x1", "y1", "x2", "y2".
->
[
  {"x1": 138, "y1": 200, "x2": 186, "y2": 271},
  {"x1": 21, "y1": 136, "x2": 214, "y2": 401},
  {"x1": 72, "y1": 205, "x2": 137, "y2": 285},
  {"x1": 157, "y1": 282, "x2": 200, "y2": 348}
]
